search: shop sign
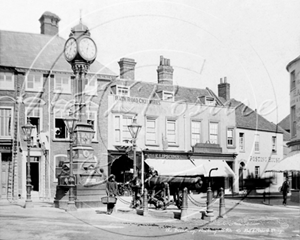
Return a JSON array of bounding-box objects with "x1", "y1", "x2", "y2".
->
[
  {"x1": 0, "y1": 145, "x2": 12, "y2": 152},
  {"x1": 250, "y1": 156, "x2": 281, "y2": 163},
  {"x1": 115, "y1": 95, "x2": 161, "y2": 105},
  {"x1": 147, "y1": 153, "x2": 186, "y2": 159}
]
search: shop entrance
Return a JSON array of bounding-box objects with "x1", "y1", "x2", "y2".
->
[{"x1": 110, "y1": 155, "x2": 133, "y2": 184}]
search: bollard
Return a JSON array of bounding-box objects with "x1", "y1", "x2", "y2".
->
[
  {"x1": 165, "y1": 183, "x2": 170, "y2": 206},
  {"x1": 203, "y1": 186, "x2": 214, "y2": 221},
  {"x1": 180, "y1": 187, "x2": 188, "y2": 221},
  {"x1": 219, "y1": 187, "x2": 226, "y2": 218},
  {"x1": 143, "y1": 188, "x2": 148, "y2": 212}
]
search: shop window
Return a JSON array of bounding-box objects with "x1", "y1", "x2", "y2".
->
[
  {"x1": 114, "y1": 115, "x2": 133, "y2": 144},
  {"x1": 54, "y1": 75, "x2": 71, "y2": 93},
  {"x1": 146, "y1": 117, "x2": 157, "y2": 145},
  {"x1": 209, "y1": 122, "x2": 218, "y2": 144},
  {"x1": 239, "y1": 132, "x2": 245, "y2": 152},
  {"x1": 227, "y1": 128, "x2": 234, "y2": 147},
  {"x1": 0, "y1": 108, "x2": 12, "y2": 138},
  {"x1": 26, "y1": 73, "x2": 43, "y2": 92},
  {"x1": 191, "y1": 120, "x2": 201, "y2": 146},
  {"x1": 166, "y1": 119, "x2": 177, "y2": 145},
  {"x1": 0, "y1": 72, "x2": 14, "y2": 90}
]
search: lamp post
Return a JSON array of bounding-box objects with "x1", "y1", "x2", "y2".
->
[
  {"x1": 64, "y1": 115, "x2": 77, "y2": 211},
  {"x1": 128, "y1": 117, "x2": 142, "y2": 177},
  {"x1": 22, "y1": 118, "x2": 35, "y2": 208}
]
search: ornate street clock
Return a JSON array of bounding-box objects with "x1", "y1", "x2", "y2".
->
[{"x1": 63, "y1": 22, "x2": 97, "y2": 66}]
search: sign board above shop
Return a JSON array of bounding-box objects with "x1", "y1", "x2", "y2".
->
[
  {"x1": 114, "y1": 95, "x2": 161, "y2": 105},
  {"x1": 0, "y1": 145, "x2": 12, "y2": 152}
]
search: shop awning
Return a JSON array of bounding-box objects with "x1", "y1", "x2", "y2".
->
[
  {"x1": 192, "y1": 159, "x2": 236, "y2": 177},
  {"x1": 265, "y1": 151, "x2": 300, "y2": 173},
  {"x1": 145, "y1": 159, "x2": 206, "y2": 176}
]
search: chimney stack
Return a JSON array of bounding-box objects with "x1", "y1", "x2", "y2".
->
[
  {"x1": 218, "y1": 77, "x2": 230, "y2": 101},
  {"x1": 39, "y1": 11, "x2": 60, "y2": 36},
  {"x1": 118, "y1": 58, "x2": 136, "y2": 80},
  {"x1": 157, "y1": 55, "x2": 174, "y2": 85}
]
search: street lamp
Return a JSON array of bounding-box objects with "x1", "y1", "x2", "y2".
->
[
  {"x1": 128, "y1": 116, "x2": 142, "y2": 177},
  {"x1": 64, "y1": 115, "x2": 77, "y2": 211},
  {"x1": 22, "y1": 118, "x2": 35, "y2": 208}
]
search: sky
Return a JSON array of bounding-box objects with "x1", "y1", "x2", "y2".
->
[{"x1": 1, "y1": 0, "x2": 300, "y2": 124}]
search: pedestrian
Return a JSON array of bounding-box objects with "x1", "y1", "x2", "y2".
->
[
  {"x1": 280, "y1": 176, "x2": 290, "y2": 206},
  {"x1": 106, "y1": 174, "x2": 118, "y2": 214}
]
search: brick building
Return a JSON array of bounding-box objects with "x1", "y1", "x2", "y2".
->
[{"x1": 0, "y1": 12, "x2": 115, "y2": 200}]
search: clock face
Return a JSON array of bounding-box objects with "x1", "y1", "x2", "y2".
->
[
  {"x1": 78, "y1": 37, "x2": 97, "y2": 61},
  {"x1": 64, "y1": 38, "x2": 77, "y2": 61}
]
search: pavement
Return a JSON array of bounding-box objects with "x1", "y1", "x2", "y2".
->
[
  {"x1": 1, "y1": 194, "x2": 300, "y2": 240},
  {"x1": 0, "y1": 193, "x2": 299, "y2": 227}
]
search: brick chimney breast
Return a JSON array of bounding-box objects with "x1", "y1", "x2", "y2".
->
[
  {"x1": 118, "y1": 58, "x2": 136, "y2": 80},
  {"x1": 218, "y1": 77, "x2": 230, "y2": 101},
  {"x1": 157, "y1": 55, "x2": 174, "y2": 85},
  {"x1": 39, "y1": 11, "x2": 61, "y2": 36}
]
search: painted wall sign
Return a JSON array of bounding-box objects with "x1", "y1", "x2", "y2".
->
[
  {"x1": 249, "y1": 156, "x2": 281, "y2": 163},
  {"x1": 114, "y1": 95, "x2": 161, "y2": 105}
]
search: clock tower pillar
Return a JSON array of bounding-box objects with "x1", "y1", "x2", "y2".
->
[{"x1": 54, "y1": 21, "x2": 104, "y2": 210}]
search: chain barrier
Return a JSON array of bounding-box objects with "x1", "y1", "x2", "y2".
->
[{"x1": 187, "y1": 194, "x2": 205, "y2": 207}]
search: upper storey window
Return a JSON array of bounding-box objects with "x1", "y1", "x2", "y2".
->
[
  {"x1": 162, "y1": 91, "x2": 174, "y2": 101},
  {"x1": 291, "y1": 70, "x2": 296, "y2": 91},
  {"x1": 0, "y1": 72, "x2": 14, "y2": 90},
  {"x1": 26, "y1": 73, "x2": 43, "y2": 92},
  {"x1": 54, "y1": 75, "x2": 71, "y2": 94},
  {"x1": 116, "y1": 86, "x2": 130, "y2": 96}
]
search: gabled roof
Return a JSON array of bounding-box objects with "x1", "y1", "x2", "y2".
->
[
  {"x1": 0, "y1": 30, "x2": 115, "y2": 76},
  {"x1": 225, "y1": 98, "x2": 283, "y2": 133},
  {"x1": 278, "y1": 114, "x2": 290, "y2": 132},
  {"x1": 111, "y1": 79, "x2": 221, "y2": 104}
]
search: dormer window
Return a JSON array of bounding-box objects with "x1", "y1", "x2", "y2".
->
[
  {"x1": 198, "y1": 96, "x2": 216, "y2": 106},
  {"x1": 162, "y1": 91, "x2": 174, "y2": 101},
  {"x1": 116, "y1": 86, "x2": 130, "y2": 96}
]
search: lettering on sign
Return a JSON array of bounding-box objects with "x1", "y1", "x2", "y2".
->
[
  {"x1": 0, "y1": 146, "x2": 12, "y2": 152},
  {"x1": 147, "y1": 153, "x2": 187, "y2": 159},
  {"x1": 249, "y1": 156, "x2": 280, "y2": 163},
  {"x1": 114, "y1": 95, "x2": 161, "y2": 105}
]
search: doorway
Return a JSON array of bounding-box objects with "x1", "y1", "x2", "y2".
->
[{"x1": 30, "y1": 160, "x2": 39, "y2": 192}]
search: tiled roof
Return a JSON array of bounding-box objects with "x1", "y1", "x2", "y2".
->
[
  {"x1": 0, "y1": 30, "x2": 115, "y2": 76},
  {"x1": 278, "y1": 114, "x2": 290, "y2": 132},
  {"x1": 111, "y1": 79, "x2": 217, "y2": 103},
  {"x1": 225, "y1": 98, "x2": 283, "y2": 133}
]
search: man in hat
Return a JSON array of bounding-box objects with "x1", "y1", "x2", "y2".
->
[{"x1": 106, "y1": 174, "x2": 118, "y2": 214}]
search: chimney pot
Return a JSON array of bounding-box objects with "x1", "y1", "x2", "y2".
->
[{"x1": 220, "y1": 78, "x2": 223, "y2": 83}]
